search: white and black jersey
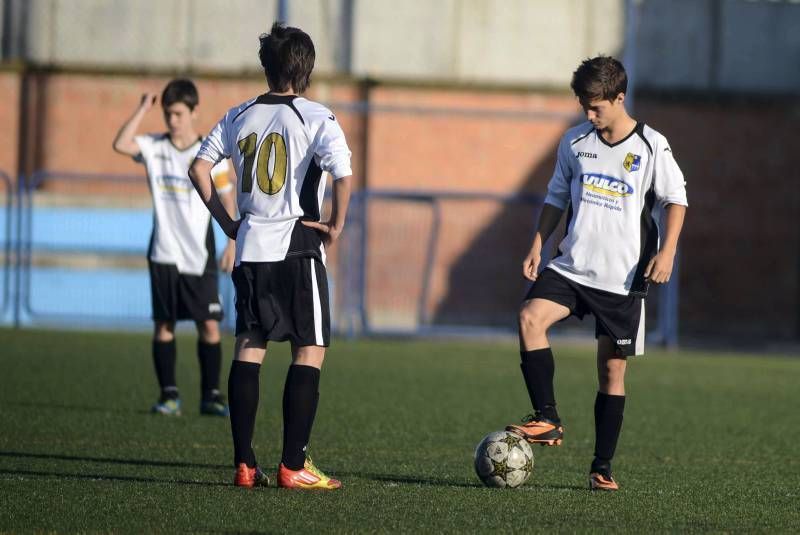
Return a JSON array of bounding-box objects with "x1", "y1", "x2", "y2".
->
[
  {"x1": 196, "y1": 93, "x2": 353, "y2": 266},
  {"x1": 135, "y1": 134, "x2": 231, "y2": 275},
  {"x1": 544, "y1": 121, "x2": 688, "y2": 296}
]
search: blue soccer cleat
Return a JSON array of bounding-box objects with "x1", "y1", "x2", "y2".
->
[
  {"x1": 200, "y1": 391, "x2": 230, "y2": 417},
  {"x1": 151, "y1": 395, "x2": 182, "y2": 416}
]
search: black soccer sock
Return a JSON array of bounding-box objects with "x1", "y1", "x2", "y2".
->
[
  {"x1": 228, "y1": 361, "x2": 261, "y2": 468},
  {"x1": 281, "y1": 364, "x2": 321, "y2": 471},
  {"x1": 152, "y1": 340, "x2": 177, "y2": 396},
  {"x1": 593, "y1": 392, "x2": 626, "y2": 467},
  {"x1": 520, "y1": 348, "x2": 559, "y2": 422},
  {"x1": 197, "y1": 341, "x2": 222, "y2": 400}
]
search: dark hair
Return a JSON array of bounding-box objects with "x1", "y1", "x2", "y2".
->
[
  {"x1": 161, "y1": 79, "x2": 199, "y2": 110},
  {"x1": 258, "y1": 22, "x2": 315, "y2": 94},
  {"x1": 570, "y1": 56, "x2": 627, "y2": 103}
]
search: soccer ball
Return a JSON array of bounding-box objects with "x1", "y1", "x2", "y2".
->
[{"x1": 474, "y1": 430, "x2": 534, "y2": 488}]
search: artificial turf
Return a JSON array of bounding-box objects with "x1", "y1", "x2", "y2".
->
[{"x1": 0, "y1": 328, "x2": 798, "y2": 533}]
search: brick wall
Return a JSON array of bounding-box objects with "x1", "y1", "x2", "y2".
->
[
  {"x1": 1, "y1": 69, "x2": 797, "y2": 341},
  {"x1": 0, "y1": 71, "x2": 20, "y2": 182}
]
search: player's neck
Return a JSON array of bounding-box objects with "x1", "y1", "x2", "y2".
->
[
  {"x1": 598, "y1": 115, "x2": 637, "y2": 145},
  {"x1": 268, "y1": 90, "x2": 297, "y2": 97},
  {"x1": 169, "y1": 130, "x2": 200, "y2": 150}
]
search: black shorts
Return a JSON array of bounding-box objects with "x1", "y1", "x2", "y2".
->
[
  {"x1": 232, "y1": 257, "x2": 330, "y2": 347},
  {"x1": 525, "y1": 268, "x2": 645, "y2": 356},
  {"x1": 149, "y1": 261, "x2": 223, "y2": 323}
]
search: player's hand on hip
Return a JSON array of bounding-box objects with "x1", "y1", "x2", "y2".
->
[
  {"x1": 139, "y1": 92, "x2": 158, "y2": 111},
  {"x1": 219, "y1": 240, "x2": 236, "y2": 273},
  {"x1": 301, "y1": 220, "x2": 341, "y2": 246},
  {"x1": 522, "y1": 251, "x2": 541, "y2": 281},
  {"x1": 644, "y1": 249, "x2": 675, "y2": 284}
]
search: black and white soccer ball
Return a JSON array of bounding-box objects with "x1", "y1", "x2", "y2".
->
[{"x1": 474, "y1": 430, "x2": 534, "y2": 488}]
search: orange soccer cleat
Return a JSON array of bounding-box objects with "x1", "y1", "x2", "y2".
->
[
  {"x1": 589, "y1": 471, "x2": 619, "y2": 491},
  {"x1": 234, "y1": 463, "x2": 270, "y2": 488},
  {"x1": 506, "y1": 413, "x2": 564, "y2": 446},
  {"x1": 277, "y1": 457, "x2": 341, "y2": 490}
]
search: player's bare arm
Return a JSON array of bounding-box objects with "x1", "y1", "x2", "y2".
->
[
  {"x1": 218, "y1": 184, "x2": 237, "y2": 272},
  {"x1": 644, "y1": 203, "x2": 686, "y2": 284},
  {"x1": 523, "y1": 203, "x2": 564, "y2": 281},
  {"x1": 301, "y1": 175, "x2": 352, "y2": 246},
  {"x1": 188, "y1": 158, "x2": 240, "y2": 240},
  {"x1": 112, "y1": 92, "x2": 158, "y2": 156}
]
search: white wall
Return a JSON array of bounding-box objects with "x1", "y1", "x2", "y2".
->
[{"x1": 11, "y1": 0, "x2": 800, "y2": 93}]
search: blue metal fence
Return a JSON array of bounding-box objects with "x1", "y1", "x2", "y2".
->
[{"x1": 1, "y1": 171, "x2": 679, "y2": 347}]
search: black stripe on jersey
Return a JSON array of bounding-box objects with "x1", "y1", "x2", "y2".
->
[
  {"x1": 596, "y1": 122, "x2": 640, "y2": 148},
  {"x1": 552, "y1": 202, "x2": 574, "y2": 262},
  {"x1": 299, "y1": 159, "x2": 323, "y2": 221},
  {"x1": 634, "y1": 122, "x2": 653, "y2": 155},
  {"x1": 232, "y1": 93, "x2": 305, "y2": 125},
  {"x1": 285, "y1": 221, "x2": 324, "y2": 262},
  {"x1": 570, "y1": 126, "x2": 595, "y2": 146},
  {"x1": 629, "y1": 186, "x2": 658, "y2": 297}
]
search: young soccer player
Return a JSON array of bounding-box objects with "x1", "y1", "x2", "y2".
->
[
  {"x1": 505, "y1": 56, "x2": 688, "y2": 490},
  {"x1": 113, "y1": 79, "x2": 236, "y2": 417},
  {"x1": 189, "y1": 23, "x2": 353, "y2": 490}
]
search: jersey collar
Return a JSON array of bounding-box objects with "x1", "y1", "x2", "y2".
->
[{"x1": 595, "y1": 122, "x2": 640, "y2": 148}]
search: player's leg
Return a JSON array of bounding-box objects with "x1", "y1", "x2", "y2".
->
[
  {"x1": 507, "y1": 291, "x2": 571, "y2": 445},
  {"x1": 151, "y1": 320, "x2": 181, "y2": 415},
  {"x1": 277, "y1": 344, "x2": 340, "y2": 489},
  {"x1": 590, "y1": 335, "x2": 627, "y2": 491},
  {"x1": 195, "y1": 319, "x2": 228, "y2": 416},
  {"x1": 230, "y1": 330, "x2": 270, "y2": 487},
  {"x1": 276, "y1": 257, "x2": 339, "y2": 489}
]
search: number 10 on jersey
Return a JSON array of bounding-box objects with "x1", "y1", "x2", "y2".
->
[{"x1": 237, "y1": 132, "x2": 287, "y2": 195}]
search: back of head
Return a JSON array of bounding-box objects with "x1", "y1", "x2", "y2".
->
[
  {"x1": 259, "y1": 22, "x2": 315, "y2": 94},
  {"x1": 570, "y1": 56, "x2": 627, "y2": 103},
  {"x1": 161, "y1": 78, "x2": 199, "y2": 110}
]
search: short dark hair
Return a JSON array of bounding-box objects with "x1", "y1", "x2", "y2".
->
[
  {"x1": 161, "y1": 79, "x2": 199, "y2": 110},
  {"x1": 258, "y1": 22, "x2": 315, "y2": 94},
  {"x1": 570, "y1": 56, "x2": 627, "y2": 103}
]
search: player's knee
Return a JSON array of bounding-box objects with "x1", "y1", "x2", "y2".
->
[
  {"x1": 198, "y1": 320, "x2": 221, "y2": 343},
  {"x1": 518, "y1": 306, "x2": 548, "y2": 336},
  {"x1": 292, "y1": 346, "x2": 325, "y2": 369},
  {"x1": 599, "y1": 357, "x2": 626, "y2": 385},
  {"x1": 154, "y1": 322, "x2": 175, "y2": 342}
]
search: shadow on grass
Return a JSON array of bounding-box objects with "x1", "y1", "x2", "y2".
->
[
  {"x1": 335, "y1": 471, "x2": 586, "y2": 491},
  {"x1": 335, "y1": 470, "x2": 482, "y2": 489},
  {"x1": 7, "y1": 400, "x2": 139, "y2": 414},
  {"x1": 0, "y1": 451, "x2": 228, "y2": 470},
  {"x1": 0, "y1": 467, "x2": 229, "y2": 487}
]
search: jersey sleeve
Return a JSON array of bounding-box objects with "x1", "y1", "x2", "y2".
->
[
  {"x1": 197, "y1": 114, "x2": 231, "y2": 165},
  {"x1": 543, "y1": 136, "x2": 574, "y2": 210},
  {"x1": 211, "y1": 159, "x2": 233, "y2": 193},
  {"x1": 653, "y1": 136, "x2": 688, "y2": 207},
  {"x1": 313, "y1": 115, "x2": 353, "y2": 180},
  {"x1": 132, "y1": 134, "x2": 154, "y2": 164}
]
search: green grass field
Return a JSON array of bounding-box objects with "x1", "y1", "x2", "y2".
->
[{"x1": 0, "y1": 328, "x2": 798, "y2": 533}]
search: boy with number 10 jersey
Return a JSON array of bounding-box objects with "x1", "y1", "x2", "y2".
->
[{"x1": 190, "y1": 22, "x2": 352, "y2": 490}]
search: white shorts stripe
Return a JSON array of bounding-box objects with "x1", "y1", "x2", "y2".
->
[
  {"x1": 635, "y1": 300, "x2": 646, "y2": 356},
  {"x1": 310, "y1": 258, "x2": 324, "y2": 346}
]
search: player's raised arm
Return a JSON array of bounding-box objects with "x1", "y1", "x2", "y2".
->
[
  {"x1": 112, "y1": 92, "x2": 157, "y2": 156},
  {"x1": 189, "y1": 158, "x2": 239, "y2": 240}
]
